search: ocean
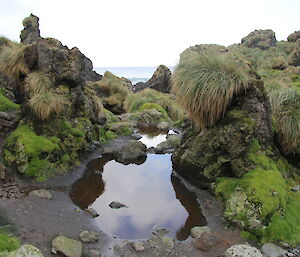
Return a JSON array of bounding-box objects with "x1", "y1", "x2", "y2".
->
[{"x1": 95, "y1": 67, "x2": 174, "y2": 85}]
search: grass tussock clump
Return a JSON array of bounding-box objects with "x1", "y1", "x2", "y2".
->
[
  {"x1": 23, "y1": 71, "x2": 52, "y2": 95},
  {"x1": 172, "y1": 50, "x2": 251, "y2": 130},
  {"x1": 0, "y1": 43, "x2": 29, "y2": 80},
  {"x1": 268, "y1": 88, "x2": 300, "y2": 154},
  {"x1": 125, "y1": 88, "x2": 186, "y2": 121},
  {"x1": 28, "y1": 91, "x2": 68, "y2": 120}
]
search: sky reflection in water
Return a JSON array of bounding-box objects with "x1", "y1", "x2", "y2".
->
[{"x1": 70, "y1": 154, "x2": 206, "y2": 240}]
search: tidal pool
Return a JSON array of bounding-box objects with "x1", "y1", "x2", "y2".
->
[{"x1": 70, "y1": 136, "x2": 206, "y2": 240}]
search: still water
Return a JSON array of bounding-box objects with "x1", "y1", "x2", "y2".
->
[{"x1": 70, "y1": 136, "x2": 206, "y2": 240}]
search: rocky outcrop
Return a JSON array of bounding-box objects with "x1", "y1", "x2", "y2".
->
[
  {"x1": 241, "y1": 29, "x2": 276, "y2": 50},
  {"x1": 287, "y1": 30, "x2": 300, "y2": 42},
  {"x1": 134, "y1": 65, "x2": 171, "y2": 93},
  {"x1": 0, "y1": 111, "x2": 19, "y2": 134},
  {"x1": 288, "y1": 40, "x2": 300, "y2": 66},
  {"x1": 172, "y1": 79, "x2": 273, "y2": 188},
  {"x1": 20, "y1": 14, "x2": 41, "y2": 44}
]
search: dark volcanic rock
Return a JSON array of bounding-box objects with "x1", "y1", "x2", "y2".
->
[
  {"x1": 287, "y1": 30, "x2": 300, "y2": 42},
  {"x1": 134, "y1": 65, "x2": 171, "y2": 93},
  {"x1": 0, "y1": 111, "x2": 19, "y2": 134},
  {"x1": 241, "y1": 29, "x2": 276, "y2": 50},
  {"x1": 172, "y1": 80, "x2": 274, "y2": 188},
  {"x1": 20, "y1": 14, "x2": 41, "y2": 44}
]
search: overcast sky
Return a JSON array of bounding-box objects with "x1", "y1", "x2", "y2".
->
[{"x1": 0, "y1": 0, "x2": 299, "y2": 67}]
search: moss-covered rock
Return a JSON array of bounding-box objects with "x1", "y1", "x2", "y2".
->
[
  {"x1": 241, "y1": 29, "x2": 277, "y2": 50},
  {"x1": 0, "y1": 93, "x2": 19, "y2": 112},
  {"x1": 215, "y1": 140, "x2": 300, "y2": 246},
  {"x1": 172, "y1": 80, "x2": 273, "y2": 188}
]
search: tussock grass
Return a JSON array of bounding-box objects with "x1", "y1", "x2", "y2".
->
[
  {"x1": 172, "y1": 50, "x2": 251, "y2": 130},
  {"x1": 0, "y1": 36, "x2": 13, "y2": 50},
  {"x1": 0, "y1": 43, "x2": 29, "y2": 80},
  {"x1": 23, "y1": 71, "x2": 52, "y2": 95},
  {"x1": 28, "y1": 91, "x2": 68, "y2": 120},
  {"x1": 124, "y1": 88, "x2": 186, "y2": 121},
  {"x1": 268, "y1": 88, "x2": 300, "y2": 154}
]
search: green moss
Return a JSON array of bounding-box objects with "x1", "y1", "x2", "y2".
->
[
  {"x1": 240, "y1": 231, "x2": 258, "y2": 241},
  {"x1": 215, "y1": 139, "x2": 300, "y2": 245},
  {"x1": 138, "y1": 103, "x2": 168, "y2": 117},
  {"x1": 0, "y1": 234, "x2": 20, "y2": 252},
  {"x1": 0, "y1": 93, "x2": 19, "y2": 112},
  {"x1": 258, "y1": 199, "x2": 300, "y2": 245},
  {"x1": 3, "y1": 150, "x2": 15, "y2": 163},
  {"x1": 98, "y1": 127, "x2": 117, "y2": 143},
  {"x1": 6, "y1": 125, "x2": 59, "y2": 157},
  {"x1": 227, "y1": 110, "x2": 255, "y2": 131},
  {"x1": 103, "y1": 108, "x2": 118, "y2": 123},
  {"x1": 62, "y1": 121, "x2": 85, "y2": 137},
  {"x1": 61, "y1": 154, "x2": 70, "y2": 163},
  {"x1": 24, "y1": 157, "x2": 54, "y2": 182}
]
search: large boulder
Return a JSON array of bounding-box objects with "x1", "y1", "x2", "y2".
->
[
  {"x1": 3, "y1": 244, "x2": 44, "y2": 257},
  {"x1": 52, "y1": 236, "x2": 82, "y2": 257},
  {"x1": 287, "y1": 30, "x2": 300, "y2": 42},
  {"x1": 134, "y1": 65, "x2": 171, "y2": 93},
  {"x1": 20, "y1": 14, "x2": 41, "y2": 44},
  {"x1": 241, "y1": 29, "x2": 276, "y2": 50},
  {"x1": 172, "y1": 79, "x2": 273, "y2": 188}
]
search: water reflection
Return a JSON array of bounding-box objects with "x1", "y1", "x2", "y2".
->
[{"x1": 70, "y1": 154, "x2": 206, "y2": 240}]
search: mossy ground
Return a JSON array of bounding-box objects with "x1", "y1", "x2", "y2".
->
[
  {"x1": 0, "y1": 210, "x2": 19, "y2": 253},
  {"x1": 0, "y1": 93, "x2": 19, "y2": 112},
  {"x1": 215, "y1": 139, "x2": 300, "y2": 246}
]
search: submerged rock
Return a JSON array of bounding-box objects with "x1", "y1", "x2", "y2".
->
[
  {"x1": 261, "y1": 243, "x2": 287, "y2": 257},
  {"x1": 84, "y1": 208, "x2": 99, "y2": 218},
  {"x1": 52, "y1": 236, "x2": 82, "y2": 257},
  {"x1": 109, "y1": 201, "x2": 128, "y2": 209},
  {"x1": 79, "y1": 230, "x2": 99, "y2": 243},
  {"x1": 225, "y1": 244, "x2": 263, "y2": 257},
  {"x1": 28, "y1": 189, "x2": 53, "y2": 199},
  {"x1": 190, "y1": 226, "x2": 211, "y2": 239}
]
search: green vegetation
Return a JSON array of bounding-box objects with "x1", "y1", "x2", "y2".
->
[
  {"x1": 125, "y1": 88, "x2": 186, "y2": 121},
  {"x1": 0, "y1": 43, "x2": 29, "y2": 80},
  {"x1": 28, "y1": 91, "x2": 68, "y2": 120},
  {"x1": 215, "y1": 139, "x2": 300, "y2": 245},
  {"x1": 0, "y1": 93, "x2": 19, "y2": 111},
  {"x1": 0, "y1": 234, "x2": 20, "y2": 252},
  {"x1": 268, "y1": 88, "x2": 300, "y2": 154},
  {"x1": 95, "y1": 71, "x2": 132, "y2": 113},
  {"x1": 172, "y1": 50, "x2": 251, "y2": 130},
  {"x1": 98, "y1": 127, "x2": 116, "y2": 143},
  {"x1": 4, "y1": 125, "x2": 59, "y2": 180}
]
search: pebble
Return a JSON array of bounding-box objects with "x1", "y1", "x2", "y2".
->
[
  {"x1": 79, "y1": 230, "x2": 99, "y2": 243},
  {"x1": 133, "y1": 241, "x2": 145, "y2": 252}
]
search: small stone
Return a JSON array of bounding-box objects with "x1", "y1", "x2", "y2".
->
[
  {"x1": 89, "y1": 249, "x2": 102, "y2": 257},
  {"x1": 79, "y1": 230, "x2": 99, "y2": 243},
  {"x1": 161, "y1": 236, "x2": 174, "y2": 249},
  {"x1": 133, "y1": 242, "x2": 145, "y2": 252},
  {"x1": 261, "y1": 243, "x2": 287, "y2": 257},
  {"x1": 85, "y1": 208, "x2": 99, "y2": 218},
  {"x1": 109, "y1": 201, "x2": 128, "y2": 209},
  {"x1": 52, "y1": 236, "x2": 82, "y2": 257},
  {"x1": 291, "y1": 185, "x2": 300, "y2": 192},
  {"x1": 190, "y1": 226, "x2": 211, "y2": 239},
  {"x1": 194, "y1": 232, "x2": 230, "y2": 252},
  {"x1": 131, "y1": 133, "x2": 142, "y2": 140},
  {"x1": 225, "y1": 244, "x2": 263, "y2": 257},
  {"x1": 28, "y1": 189, "x2": 53, "y2": 199},
  {"x1": 286, "y1": 253, "x2": 294, "y2": 257},
  {"x1": 6, "y1": 244, "x2": 44, "y2": 257}
]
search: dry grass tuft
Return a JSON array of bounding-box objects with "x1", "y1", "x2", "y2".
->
[
  {"x1": 23, "y1": 72, "x2": 52, "y2": 95},
  {"x1": 0, "y1": 43, "x2": 29, "y2": 80},
  {"x1": 28, "y1": 91, "x2": 68, "y2": 120},
  {"x1": 269, "y1": 88, "x2": 300, "y2": 154},
  {"x1": 172, "y1": 50, "x2": 252, "y2": 130}
]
